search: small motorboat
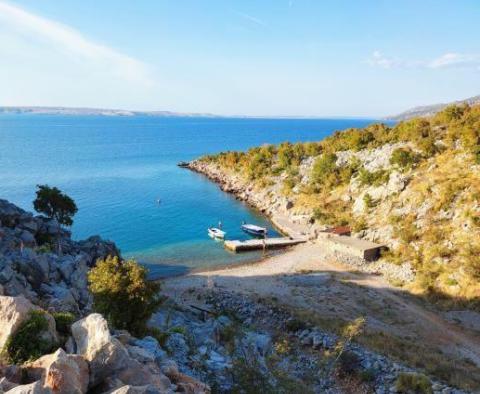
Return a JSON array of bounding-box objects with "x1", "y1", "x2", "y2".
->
[
  {"x1": 208, "y1": 227, "x2": 226, "y2": 239},
  {"x1": 241, "y1": 223, "x2": 267, "y2": 237}
]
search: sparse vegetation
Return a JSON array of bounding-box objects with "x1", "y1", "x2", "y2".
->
[
  {"x1": 3, "y1": 310, "x2": 55, "y2": 364},
  {"x1": 52, "y1": 311, "x2": 76, "y2": 335},
  {"x1": 390, "y1": 147, "x2": 419, "y2": 170},
  {"x1": 358, "y1": 168, "x2": 390, "y2": 187},
  {"x1": 201, "y1": 104, "x2": 480, "y2": 307},
  {"x1": 395, "y1": 372, "x2": 433, "y2": 394}
]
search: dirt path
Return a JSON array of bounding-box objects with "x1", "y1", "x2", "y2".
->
[{"x1": 163, "y1": 242, "x2": 480, "y2": 387}]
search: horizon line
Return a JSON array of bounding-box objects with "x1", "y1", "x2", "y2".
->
[{"x1": 0, "y1": 105, "x2": 388, "y2": 120}]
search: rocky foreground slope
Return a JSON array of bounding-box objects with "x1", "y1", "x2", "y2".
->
[
  {"x1": 0, "y1": 199, "x2": 209, "y2": 393},
  {"x1": 0, "y1": 199, "x2": 472, "y2": 392}
]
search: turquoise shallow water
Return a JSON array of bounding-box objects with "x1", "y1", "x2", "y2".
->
[{"x1": 0, "y1": 115, "x2": 377, "y2": 277}]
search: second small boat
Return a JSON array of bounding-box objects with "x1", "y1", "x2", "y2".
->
[
  {"x1": 208, "y1": 227, "x2": 226, "y2": 239},
  {"x1": 241, "y1": 223, "x2": 267, "y2": 237}
]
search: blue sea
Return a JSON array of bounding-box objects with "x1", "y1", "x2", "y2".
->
[{"x1": 0, "y1": 115, "x2": 377, "y2": 277}]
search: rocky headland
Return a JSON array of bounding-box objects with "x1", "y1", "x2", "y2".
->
[{"x1": 0, "y1": 199, "x2": 208, "y2": 393}]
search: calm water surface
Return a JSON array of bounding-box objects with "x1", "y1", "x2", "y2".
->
[{"x1": 0, "y1": 115, "x2": 377, "y2": 277}]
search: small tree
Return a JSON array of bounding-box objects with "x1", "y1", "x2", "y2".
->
[
  {"x1": 88, "y1": 256, "x2": 163, "y2": 336},
  {"x1": 33, "y1": 185, "x2": 78, "y2": 226}
]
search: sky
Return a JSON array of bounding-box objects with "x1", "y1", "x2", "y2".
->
[{"x1": 0, "y1": 0, "x2": 479, "y2": 117}]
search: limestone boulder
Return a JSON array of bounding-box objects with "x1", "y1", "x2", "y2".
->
[
  {"x1": 0, "y1": 296, "x2": 58, "y2": 350},
  {"x1": 108, "y1": 385, "x2": 162, "y2": 394},
  {"x1": 163, "y1": 367, "x2": 210, "y2": 394},
  {"x1": 71, "y1": 314, "x2": 129, "y2": 388},
  {"x1": 115, "y1": 359, "x2": 171, "y2": 391},
  {"x1": 25, "y1": 348, "x2": 88, "y2": 394},
  {"x1": 4, "y1": 380, "x2": 50, "y2": 394},
  {"x1": 0, "y1": 376, "x2": 18, "y2": 392}
]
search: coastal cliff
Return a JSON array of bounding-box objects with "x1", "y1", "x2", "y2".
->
[{"x1": 187, "y1": 104, "x2": 480, "y2": 308}]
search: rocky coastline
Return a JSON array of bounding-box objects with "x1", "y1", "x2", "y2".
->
[
  {"x1": 184, "y1": 159, "x2": 415, "y2": 284},
  {"x1": 185, "y1": 160, "x2": 316, "y2": 239}
]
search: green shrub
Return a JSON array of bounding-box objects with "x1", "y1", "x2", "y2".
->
[
  {"x1": 34, "y1": 232, "x2": 54, "y2": 248},
  {"x1": 285, "y1": 318, "x2": 307, "y2": 332},
  {"x1": 363, "y1": 193, "x2": 377, "y2": 209},
  {"x1": 232, "y1": 355, "x2": 275, "y2": 394},
  {"x1": 36, "y1": 243, "x2": 53, "y2": 254},
  {"x1": 3, "y1": 310, "x2": 55, "y2": 364},
  {"x1": 351, "y1": 217, "x2": 367, "y2": 232},
  {"x1": 390, "y1": 148, "x2": 419, "y2": 170},
  {"x1": 146, "y1": 327, "x2": 169, "y2": 347},
  {"x1": 358, "y1": 168, "x2": 390, "y2": 187},
  {"x1": 359, "y1": 368, "x2": 376, "y2": 382},
  {"x1": 395, "y1": 372, "x2": 433, "y2": 394},
  {"x1": 52, "y1": 312, "x2": 76, "y2": 335},
  {"x1": 88, "y1": 256, "x2": 163, "y2": 336},
  {"x1": 169, "y1": 326, "x2": 187, "y2": 335},
  {"x1": 473, "y1": 146, "x2": 480, "y2": 164},
  {"x1": 219, "y1": 323, "x2": 239, "y2": 353},
  {"x1": 337, "y1": 350, "x2": 361, "y2": 375},
  {"x1": 311, "y1": 153, "x2": 337, "y2": 184}
]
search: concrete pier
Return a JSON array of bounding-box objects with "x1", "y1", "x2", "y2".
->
[{"x1": 224, "y1": 237, "x2": 307, "y2": 252}]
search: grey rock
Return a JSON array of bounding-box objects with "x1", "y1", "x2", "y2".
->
[
  {"x1": 165, "y1": 333, "x2": 189, "y2": 364},
  {"x1": 133, "y1": 336, "x2": 167, "y2": 363}
]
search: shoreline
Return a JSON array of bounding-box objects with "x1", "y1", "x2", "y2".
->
[{"x1": 184, "y1": 159, "x2": 316, "y2": 239}]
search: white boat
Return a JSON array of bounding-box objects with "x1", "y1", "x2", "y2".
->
[
  {"x1": 208, "y1": 227, "x2": 226, "y2": 239},
  {"x1": 241, "y1": 223, "x2": 267, "y2": 237}
]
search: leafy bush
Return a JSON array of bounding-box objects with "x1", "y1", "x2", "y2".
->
[
  {"x1": 395, "y1": 372, "x2": 433, "y2": 394},
  {"x1": 88, "y1": 256, "x2": 163, "y2": 336},
  {"x1": 33, "y1": 185, "x2": 78, "y2": 226},
  {"x1": 390, "y1": 148, "x2": 418, "y2": 169},
  {"x1": 417, "y1": 137, "x2": 438, "y2": 157},
  {"x1": 169, "y1": 326, "x2": 187, "y2": 335},
  {"x1": 359, "y1": 368, "x2": 376, "y2": 382},
  {"x1": 358, "y1": 168, "x2": 390, "y2": 187},
  {"x1": 363, "y1": 193, "x2": 377, "y2": 209},
  {"x1": 285, "y1": 318, "x2": 307, "y2": 332},
  {"x1": 351, "y1": 217, "x2": 367, "y2": 232},
  {"x1": 218, "y1": 323, "x2": 238, "y2": 353},
  {"x1": 337, "y1": 350, "x2": 361, "y2": 375},
  {"x1": 232, "y1": 355, "x2": 275, "y2": 394},
  {"x1": 52, "y1": 312, "x2": 76, "y2": 335},
  {"x1": 146, "y1": 327, "x2": 169, "y2": 347},
  {"x1": 3, "y1": 310, "x2": 55, "y2": 364},
  {"x1": 311, "y1": 153, "x2": 337, "y2": 185}
]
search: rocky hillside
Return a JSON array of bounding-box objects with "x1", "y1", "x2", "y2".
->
[
  {"x1": 0, "y1": 199, "x2": 119, "y2": 313},
  {"x1": 191, "y1": 104, "x2": 480, "y2": 310},
  {"x1": 388, "y1": 94, "x2": 480, "y2": 121},
  {"x1": 0, "y1": 193, "x2": 475, "y2": 392},
  {"x1": 0, "y1": 199, "x2": 211, "y2": 393}
]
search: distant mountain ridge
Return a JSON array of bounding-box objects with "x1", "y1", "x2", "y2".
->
[
  {"x1": 0, "y1": 106, "x2": 220, "y2": 117},
  {"x1": 388, "y1": 94, "x2": 480, "y2": 121}
]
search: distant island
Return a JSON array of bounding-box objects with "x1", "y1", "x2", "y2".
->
[
  {"x1": 387, "y1": 94, "x2": 480, "y2": 121},
  {"x1": 0, "y1": 106, "x2": 221, "y2": 118}
]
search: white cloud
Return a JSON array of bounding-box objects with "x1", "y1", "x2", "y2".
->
[
  {"x1": 0, "y1": 1, "x2": 152, "y2": 87},
  {"x1": 366, "y1": 51, "x2": 399, "y2": 69},
  {"x1": 427, "y1": 52, "x2": 480, "y2": 69},
  {"x1": 367, "y1": 50, "x2": 480, "y2": 71}
]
